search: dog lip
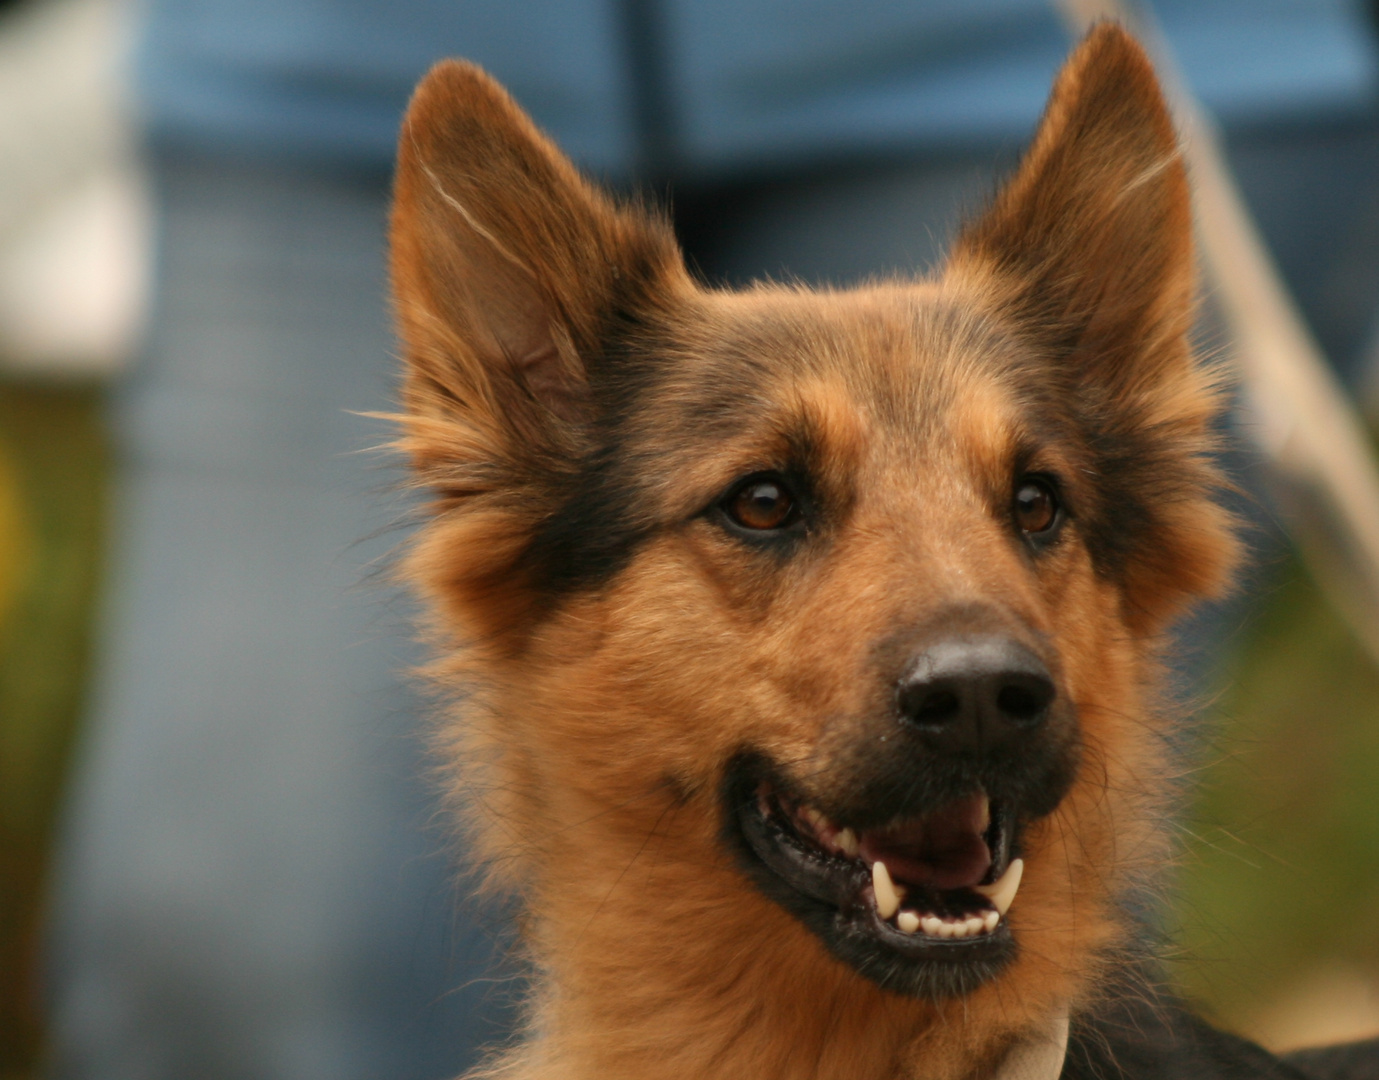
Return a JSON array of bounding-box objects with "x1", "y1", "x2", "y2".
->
[
  {"x1": 842, "y1": 884, "x2": 1013, "y2": 959},
  {"x1": 739, "y1": 785, "x2": 872, "y2": 909}
]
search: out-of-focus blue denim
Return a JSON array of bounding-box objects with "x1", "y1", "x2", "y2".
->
[{"x1": 135, "y1": 1, "x2": 1377, "y2": 177}]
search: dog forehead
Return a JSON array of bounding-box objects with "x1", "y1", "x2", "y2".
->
[{"x1": 631, "y1": 284, "x2": 1027, "y2": 471}]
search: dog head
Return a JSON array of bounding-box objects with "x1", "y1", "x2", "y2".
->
[{"x1": 391, "y1": 24, "x2": 1237, "y2": 1079}]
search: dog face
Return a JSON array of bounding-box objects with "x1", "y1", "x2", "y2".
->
[{"x1": 391, "y1": 25, "x2": 1237, "y2": 1078}]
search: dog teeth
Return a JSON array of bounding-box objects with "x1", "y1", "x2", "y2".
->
[
  {"x1": 799, "y1": 806, "x2": 864, "y2": 860},
  {"x1": 900, "y1": 910, "x2": 1003, "y2": 940},
  {"x1": 896, "y1": 895, "x2": 1007, "y2": 941},
  {"x1": 973, "y1": 857, "x2": 1024, "y2": 917},
  {"x1": 978, "y1": 797, "x2": 991, "y2": 834},
  {"x1": 872, "y1": 861, "x2": 901, "y2": 919},
  {"x1": 875, "y1": 855, "x2": 1020, "y2": 940}
]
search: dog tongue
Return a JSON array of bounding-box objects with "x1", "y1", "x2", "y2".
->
[{"x1": 858, "y1": 793, "x2": 992, "y2": 891}]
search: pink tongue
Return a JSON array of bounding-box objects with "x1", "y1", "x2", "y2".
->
[{"x1": 858, "y1": 793, "x2": 992, "y2": 891}]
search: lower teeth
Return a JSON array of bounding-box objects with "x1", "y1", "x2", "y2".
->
[
  {"x1": 893, "y1": 909, "x2": 998, "y2": 938},
  {"x1": 881, "y1": 857, "x2": 1023, "y2": 938}
]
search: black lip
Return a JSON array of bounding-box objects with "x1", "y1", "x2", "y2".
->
[{"x1": 722, "y1": 756, "x2": 1018, "y2": 999}]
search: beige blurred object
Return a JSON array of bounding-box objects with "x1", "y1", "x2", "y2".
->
[
  {"x1": 0, "y1": 0, "x2": 151, "y2": 376},
  {"x1": 1055, "y1": 0, "x2": 1379, "y2": 669},
  {"x1": 1238, "y1": 964, "x2": 1379, "y2": 1053}
]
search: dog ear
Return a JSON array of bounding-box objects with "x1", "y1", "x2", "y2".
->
[
  {"x1": 390, "y1": 60, "x2": 686, "y2": 481},
  {"x1": 950, "y1": 24, "x2": 1237, "y2": 630},
  {"x1": 950, "y1": 23, "x2": 1192, "y2": 383}
]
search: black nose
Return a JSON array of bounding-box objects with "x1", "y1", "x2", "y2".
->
[{"x1": 896, "y1": 637, "x2": 1056, "y2": 754}]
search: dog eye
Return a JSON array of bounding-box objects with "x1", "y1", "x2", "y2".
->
[
  {"x1": 724, "y1": 476, "x2": 799, "y2": 532},
  {"x1": 1014, "y1": 478, "x2": 1059, "y2": 537}
]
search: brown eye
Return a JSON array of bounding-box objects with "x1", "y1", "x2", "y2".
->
[
  {"x1": 725, "y1": 477, "x2": 798, "y2": 531},
  {"x1": 1014, "y1": 478, "x2": 1059, "y2": 536}
]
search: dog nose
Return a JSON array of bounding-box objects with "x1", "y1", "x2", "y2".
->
[{"x1": 896, "y1": 637, "x2": 1055, "y2": 754}]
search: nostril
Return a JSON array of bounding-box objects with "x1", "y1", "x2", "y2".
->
[
  {"x1": 902, "y1": 687, "x2": 961, "y2": 727},
  {"x1": 995, "y1": 678, "x2": 1054, "y2": 723}
]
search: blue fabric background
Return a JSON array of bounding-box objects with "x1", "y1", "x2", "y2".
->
[{"x1": 138, "y1": 0, "x2": 1379, "y2": 175}]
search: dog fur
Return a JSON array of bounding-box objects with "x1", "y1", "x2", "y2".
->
[{"x1": 388, "y1": 23, "x2": 1379, "y2": 1080}]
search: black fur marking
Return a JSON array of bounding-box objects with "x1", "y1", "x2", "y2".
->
[
  {"x1": 520, "y1": 324, "x2": 835, "y2": 601},
  {"x1": 520, "y1": 439, "x2": 660, "y2": 599},
  {"x1": 518, "y1": 295, "x2": 676, "y2": 600},
  {"x1": 1002, "y1": 333, "x2": 1219, "y2": 592},
  {"x1": 1285, "y1": 1039, "x2": 1379, "y2": 1080},
  {"x1": 1065, "y1": 971, "x2": 1317, "y2": 1079}
]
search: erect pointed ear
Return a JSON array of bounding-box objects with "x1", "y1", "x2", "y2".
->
[
  {"x1": 949, "y1": 25, "x2": 1239, "y2": 630},
  {"x1": 390, "y1": 60, "x2": 687, "y2": 480},
  {"x1": 948, "y1": 23, "x2": 1192, "y2": 385}
]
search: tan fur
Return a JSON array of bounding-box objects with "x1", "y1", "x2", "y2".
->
[{"x1": 390, "y1": 24, "x2": 1239, "y2": 1080}]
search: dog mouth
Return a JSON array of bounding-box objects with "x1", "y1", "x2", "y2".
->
[{"x1": 726, "y1": 760, "x2": 1021, "y2": 996}]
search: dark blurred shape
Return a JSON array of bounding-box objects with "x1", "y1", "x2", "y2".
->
[{"x1": 620, "y1": 0, "x2": 678, "y2": 179}]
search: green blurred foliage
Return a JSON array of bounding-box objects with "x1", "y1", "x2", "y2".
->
[
  {"x1": 1173, "y1": 553, "x2": 1379, "y2": 1036},
  {"x1": 0, "y1": 382, "x2": 106, "y2": 1080}
]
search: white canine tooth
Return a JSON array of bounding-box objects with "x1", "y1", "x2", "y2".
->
[
  {"x1": 897, "y1": 911, "x2": 920, "y2": 933},
  {"x1": 977, "y1": 797, "x2": 991, "y2": 834},
  {"x1": 837, "y1": 827, "x2": 860, "y2": 857},
  {"x1": 973, "y1": 857, "x2": 1024, "y2": 917},
  {"x1": 965, "y1": 916, "x2": 985, "y2": 936},
  {"x1": 983, "y1": 910, "x2": 1000, "y2": 933},
  {"x1": 950, "y1": 920, "x2": 970, "y2": 939},
  {"x1": 921, "y1": 915, "x2": 943, "y2": 937},
  {"x1": 938, "y1": 921, "x2": 957, "y2": 939},
  {"x1": 872, "y1": 861, "x2": 901, "y2": 920}
]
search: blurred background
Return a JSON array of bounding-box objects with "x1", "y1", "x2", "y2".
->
[{"x1": 1, "y1": 1, "x2": 1378, "y2": 1077}]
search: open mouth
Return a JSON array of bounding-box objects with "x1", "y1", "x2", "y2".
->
[{"x1": 726, "y1": 760, "x2": 1023, "y2": 996}]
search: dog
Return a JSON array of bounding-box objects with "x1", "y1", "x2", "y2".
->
[{"x1": 387, "y1": 23, "x2": 1379, "y2": 1080}]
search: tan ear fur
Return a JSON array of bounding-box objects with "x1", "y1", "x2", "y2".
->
[
  {"x1": 950, "y1": 23, "x2": 1192, "y2": 382},
  {"x1": 389, "y1": 61, "x2": 690, "y2": 648},
  {"x1": 390, "y1": 60, "x2": 686, "y2": 466}
]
